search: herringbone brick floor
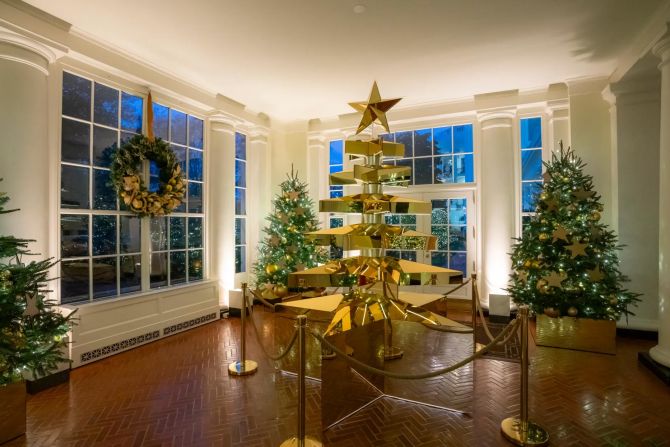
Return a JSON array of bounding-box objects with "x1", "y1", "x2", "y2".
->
[{"x1": 8, "y1": 306, "x2": 670, "y2": 447}]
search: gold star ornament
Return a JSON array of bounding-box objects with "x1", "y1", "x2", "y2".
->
[
  {"x1": 543, "y1": 271, "x2": 567, "y2": 288},
  {"x1": 349, "y1": 81, "x2": 402, "y2": 134},
  {"x1": 567, "y1": 241, "x2": 588, "y2": 258},
  {"x1": 552, "y1": 226, "x2": 570, "y2": 243},
  {"x1": 587, "y1": 265, "x2": 605, "y2": 281}
]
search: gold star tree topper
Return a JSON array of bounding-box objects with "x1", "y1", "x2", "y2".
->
[{"x1": 349, "y1": 81, "x2": 402, "y2": 135}]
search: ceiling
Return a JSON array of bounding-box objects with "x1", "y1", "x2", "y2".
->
[{"x1": 25, "y1": 0, "x2": 666, "y2": 122}]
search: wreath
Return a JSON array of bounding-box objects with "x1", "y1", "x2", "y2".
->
[{"x1": 110, "y1": 134, "x2": 185, "y2": 217}]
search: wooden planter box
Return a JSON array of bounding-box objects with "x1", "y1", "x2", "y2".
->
[
  {"x1": 535, "y1": 314, "x2": 616, "y2": 355},
  {"x1": 0, "y1": 381, "x2": 26, "y2": 444}
]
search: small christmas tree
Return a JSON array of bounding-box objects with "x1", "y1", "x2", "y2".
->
[
  {"x1": 0, "y1": 182, "x2": 73, "y2": 385},
  {"x1": 253, "y1": 168, "x2": 328, "y2": 296},
  {"x1": 508, "y1": 146, "x2": 639, "y2": 320}
]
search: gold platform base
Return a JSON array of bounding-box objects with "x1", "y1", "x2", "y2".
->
[
  {"x1": 228, "y1": 360, "x2": 258, "y2": 376},
  {"x1": 279, "y1": 436, "x2": 322, "y2": 447},
  {"x1": 384, "y1": 345, "x2": 404, "y2": 360},
  {"x1": 501, "y1": 417, "x2": 549, "y2": 446},
  {"x1": 536, "y1": 315, "x2": 616, "y2": 355}
]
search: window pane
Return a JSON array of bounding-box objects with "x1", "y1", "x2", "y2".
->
[
  {"x1": 93, "y1": 125, "x2": 118, "y2": 167},
  {"x1": 521, "y1": 117, "x2": 542, "y2": 149},
  {"x1": 449, "y1": 252, "x2": 467, "y2": 275},
  {"x1": 235, "y1": 246, "x2": 245, "y2": 273},
  {"x1": 329, "y1": 140, "x2": 343, "y2": 165},
  {"x1": 61, "y1": 165, "x2": 89, "y2": 209},
  {"x1": 61, "y1": 259, "x2": 89, "y2": 304},
  {"x1": 453, "y1": 124, "x2": 473, "y2": 153},
  {"x1": 235, "y1": 187, "x2": 246, "y2": 215},
  {"x1": 61, "y1": 118, "x2": 90, "y2": 165},
  {"x1": 170, "y1": 217, "x2": 186, "y2": 249},
  {"x1": 171, "y1": 144, "x2": 187, "y2": 178},
  {"x1": 400, "y1": 215, "x2": 416, "y2": 226},
  {"x1": 453, "y1": 153, "x2": 474, "y2": 183},
  {"x1": 431, "y1": 251, "x2": 448, "y2": 268},
  {"x1": 170, "y1": 109, "x2": 187, "y2": 145},
  {"x1": 381, "y1": 133, "x2": 394, "y2": 142},
  {"x1": 386, "y1": 250, "x2": 400, "y2": 259},
  {"x1": 150, "y1": 252, "x2": 168, "y2": 288},
  {"x1": 235, "y1": 133, "x2": 246, "y2": 160},
  {"x1": 92, "y1": 215, "x2": 116, "y2": 256},
  {"x1": 189, "y1": 250, "x2": 204, "y2": 280},
  {"x1": 150, "y1": 217, "x2": 167, "y2": 251},
  {"x1": 394, "y1": 159, "x2": 412, "y2": 185},
  {"x1": 431, "y1": 225, "x2": 449, "y2": 250},
  {"x1": 330, "y1": 217, "x2": 344, "y2": 228},
  {"x1": 188, "y1": 116, "x2": 204, "y2": 149},
  {"x1": 401, "y1": 251, "x2": 417, "y2": 262},
  {"x1": 188, "y1": 149, "x2": 203, "y2": 181},
  {"x1": 449, "y1": 225, "x2": 467, "y2": 251},
  {"x1": 94, "y1": 83, "x2": 119, "y2": 127},
  {"x1": 522, "y1": 181, "x2": 542, "y2": 213},
  {"x1": 170, "y1": 251, "x2": 187, "y2": 285},
  {"x1": 120, "y1": 216, "x2": 141, "y2": 253},
  {"x1": 152, "y1": 103, "x2": 169, "y2": 140},
  {"x1": 235, "y1": 217, "x2": 245, "y2": 245},
  {"x1": 235, "y1": 159, "x2": 246, "y2": 187},
  {"x1": 93, "y1": 256, "x2": 117, "y2": 299},
  {"x1": 414, "y1": 157, "x2": 432, "y2": 185},
  {"x1": 413, "y1": 129, "x2": 432, "y2": 157},
  {"x1": 121, "y1": 92, "x2": 143, "y2": 133},
  {"x1": 93, "y1": 169, "x2": 116, "y2": 210},
  {"x1": 330, "y1": 187, "x2": 343, "y2": 199},
  {"x1": 433, "y1": 126, "x2": 452, "y2": 155},
  {"x1": 431, "y1": 201, "x2": 448, "y2": 225},
  {"x1": 61, "y1": 214, "x2": 89, "y2": 258},
  {"x1": 188, "y1": 217, "x2": 203, "y2": 248},
  {"x1": 329, "y1": 164, "x2": 343, "y2": 174},
  {"x1": 188, "y1": 182, "x2": 202, "y2": 213},
  {"x1": 120, "y1": 255, "x2": 141, "y2": 294},
  {"x1": 521, "y1": 149, "x2": 542, "y2": 181},
  {"x1": 62, "y1": 72, "x2": 91, "y2": 120},
  {"x1": 449, "y1": 199, "x2": 467, "y2": 225},
  {"x1": 434, "y1": 155, "x2": 453, "y2": 184},
  {"x1": 120, "y1": 131, "x2": 135, "y2": 146},
  {"x1": 395, "y1": 131, "x2": 413, "y2": 157}
]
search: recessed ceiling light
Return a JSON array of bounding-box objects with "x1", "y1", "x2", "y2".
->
[{"x1": 353, "y1": 5, "x2": 366, "y2": 14}]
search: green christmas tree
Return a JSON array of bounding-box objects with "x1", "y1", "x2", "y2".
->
[
  {"x1": 508, "y1": 147, "x2": 639, "y2": 320},
  {"x1": 253, "y1": 168, "x2": 328, "y2": 295},
  {"x1": 0, "y1": 182, "x2": 73, "y2": 385}
]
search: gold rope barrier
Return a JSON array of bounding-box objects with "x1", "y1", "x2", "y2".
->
[{"x1": 228, "y1": 283, "x2": 258, "y2": 376}]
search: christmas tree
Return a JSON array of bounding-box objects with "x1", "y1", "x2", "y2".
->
[
  {"x1": 253, "y1": 168, "x2": 328, "y2": 297},
  {"x1": 508, "y1": 146, "x2": 639, "y2": 320},
  {"x1": 0, "y1": 182, "x2": 73, "y2": 385}
]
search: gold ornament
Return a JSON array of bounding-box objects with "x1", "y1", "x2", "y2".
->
[
  {"x1": 287, "y1": 191, "x2": 300, "y2": 201},
  {"x1": 269, "y1": 236, "x2": 280, "y2": 247},
  {"x1": 265, "y1": 264, "x2": 279, "y2": 275},
  {"x1": 23, "y1": 294, "x2": 39, "y2": 317},
  {"x1": 566, "y1": 241, "x2": 588, "y2": 258},
  {"x1": 587, "y1": 265, "x2": 605, "y2": 281},
  {"x1": 538, "y1": 233, "x2": 549, "y2": 242},
  {"x1": 544, "y1": 271, "x2": 567, "y2": 288},
  {"x1": 544, "y1": 199, "x2": 559, "y2": 212},
  {"x1": 536, "y1": 279, "x2": 548, "y2": 290},
  {"x1": 567, "y1": 306, "x2": 578, "y2": 317},
  {"x1": 349, "y1": 81, "x2": 402, "y2": 134},
  {"x1": 539, "y1": 192, "x2": 549, "y2": 201},
  {"x1": 590, "y1": 211, "x2": 601, "y2": 221},
  {"x1": 552, "y1": 225, "x2": 570, "y2": 243},
  {"x1": 531, "y1": 260, "x2": 542, "y2": 269},
  {"x1": 295, "y1": 207, "x2": 306, "y2": 216},
  {"x1": 609, "y1": 295, "x2": 618, "y2": 305},
  {"x1": 516, "y1": 270, "x2": 529, "y2": 284},
  {"x1": 542, "y1": 171, "x2": 552, "y2": 182},
  {"x1": 544, "y1": 307, "x2": 559, "y2": 318},
  {"x1": 572, "y1": 188, "x2": 595, "y2": 201},
  {"x1": 273, "y1": 284, "x2": 289, "y2": 298},
  {"x1": 523, "y1": 260, "x2": 532, "y2": 268}
]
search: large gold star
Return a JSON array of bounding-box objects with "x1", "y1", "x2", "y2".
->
[
  {"x1": 587, "y1": 265, "x2": 605, "y2": 281},
  {"x1": 567, "y1": 241, "x2": 588, "y2": 258},
  {"x1": 552, "y1": 225, "x2": 570, "y2": 243},
  {"x1": 543, "y1": 271, "x2": 566, "y2": 288},
  {"x1": 349, "y1": 81, "x2": 402, "y2": 134}
]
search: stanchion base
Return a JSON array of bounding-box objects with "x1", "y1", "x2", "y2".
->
[
  {"x1": 384, "y1": 346, "x2": 404, "y2": 360},
  {"x1": 228, "y1": 360, "x2": 258, "y2": 376},
  {"x1": 279, "y1": 436, "x2": 322, "y2": 447},
  {"x1": 501, "y1": 417, "x2": 549, "y2": 446},
  {"x1": 321, "y1": 352, "x2": 336, "y2": 360}
]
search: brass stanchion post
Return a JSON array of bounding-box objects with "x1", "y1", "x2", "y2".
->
[
  {"x1": 501, "y1": 305, "x2": 549, "y2": 446},
  {"x1": 228, "y1": 283, "x2": 258, "y2": 376},
  {"x1": 280, "y1": 315, "x2": 321, "y2": 447}
]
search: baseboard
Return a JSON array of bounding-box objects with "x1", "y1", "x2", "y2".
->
[
  {"x1": 639, "y1": 352, "x2": 670, "y2": 386},
  {"x1": 617, "y1": 328, "x2": 658, "y2": 340}
]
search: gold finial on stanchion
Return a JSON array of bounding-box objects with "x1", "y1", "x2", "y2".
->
[
  {"x1": 280, "y1": 315, "x2": 322, "y2": 447},
  {"x1": 228, "y1": 283, "x2": 258, "y2": 376},
  {"x1": 501, "y1": 305, "x2": 549, "y2": 446}
]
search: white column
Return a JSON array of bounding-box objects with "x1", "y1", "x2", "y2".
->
[
  {"x1": 247, "y1": 130, "x2": 269, "y2": 274},
  {"x1": 651, "y1": 33, "x2": 670, "y2": 367},
  {"x1": 0, "y1": 31, "x2": 55, "y2": 257},
  {"x1": 478, "y1": 111, "x2": 516, "y2": 307},
  {"x1": 307, "y1": 135, "x2": 328, "y2": 228},
  {"x1": 208, "y1": 119, "x2": 236, "y2": 306},
  {"x1": 547, "y1": 99, "x2": 570, "y2": 153}
]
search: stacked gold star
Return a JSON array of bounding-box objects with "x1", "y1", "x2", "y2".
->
[{"x1": 285, "y1": 83, "x2": 467, "y2": 343}]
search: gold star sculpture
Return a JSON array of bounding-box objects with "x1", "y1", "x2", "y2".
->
[
  {"x1": 349, "y1": 81, "x2": 402, "y2": 134},
  {"x1": 544, "y1": 271, "x2": 566, "y2": 288},
  {"x1": 567, "y1": 241, "x2": 588, "y2": 258},
  {"x1": 552, "y1": 225, "x2": 570, "y2": 243},
  {"x1": 587, "y1": 265, "x2": 605, "y2": 281}
]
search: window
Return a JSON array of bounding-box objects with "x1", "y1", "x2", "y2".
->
[
  {"x1": 329, "y1": 140, "x2": 344, "y2": 198},
  {"x1": 328, "y1": 216, "x2": 344, "y2": 259},
  {"x1": 381, "y1": 124, "x2": 474, "y2": 185},
  {"x1": 59, "y1": 71, "x2": 205, "y2": 304},
  {"x1": 148, "y1": 102, "x2": 205, "y2": 288},
  {"x1": 430, "y1": 199, "x2": 467, "y2": 275},
  {"x1": 520, "y1": 117, "x2": 543, "y2": 229},
  {"x1": 384, "y1": 214, "x2": 418, "y2": 261},
  {"x1": 235, "y1": 133, "x2": 247, "y2": 273},
  {"x1": 60, "y1": 72, "x2": 144, "y2": 304}
]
